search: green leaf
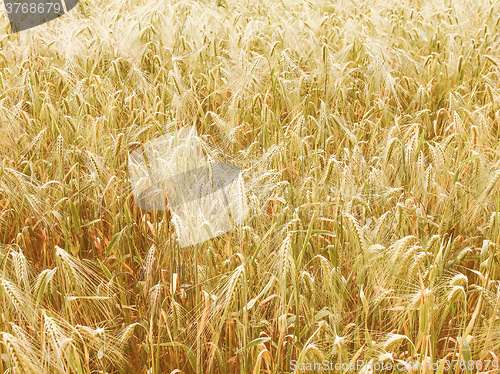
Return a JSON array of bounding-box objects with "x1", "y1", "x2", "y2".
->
[
  {"x1": 98, "y1": 258, "x2": 113, "y2": 279},
  {"x1": 297, "y1": 212, "x2": 315, "y2": 268},
  {"x1": 234, "y1": 337, "x2": 271, "y2": 354},
  {"x1": 452, "y1": 153, "x2": 480, "y2": 184},
  {"x1": 160, "y1": 342, "x2": 197, "y2": 371}
]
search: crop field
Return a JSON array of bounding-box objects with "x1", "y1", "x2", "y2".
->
[{"x1": 1, "y1": 0, "x2": 500, "y2": 372}]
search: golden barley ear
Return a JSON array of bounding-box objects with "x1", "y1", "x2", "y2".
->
[{"x1": 52, "y1": 134, "x2": 66, "y2": 180}]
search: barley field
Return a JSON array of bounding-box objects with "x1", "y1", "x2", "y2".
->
[{"x1": 1, "y1": 0, "x2": 500, "y2": 373}]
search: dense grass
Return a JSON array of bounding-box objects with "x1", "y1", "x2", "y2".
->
[{"x1": 1, "y1": 0, "x2": 500, "y2": 372}]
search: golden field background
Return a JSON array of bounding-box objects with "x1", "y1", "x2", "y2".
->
[{"x1": 0, "y1": 0, "x2": 500, "y2": 372}]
